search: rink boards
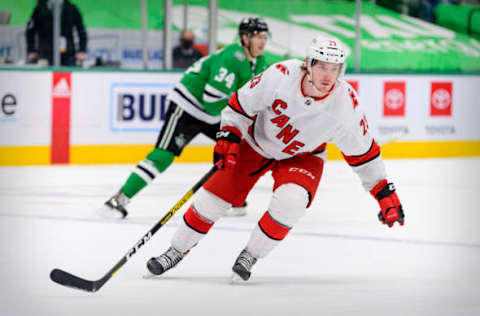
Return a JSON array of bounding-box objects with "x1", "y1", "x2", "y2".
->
[{"x1": 0, "y1": 69, "x2": 479, "y2": 165}]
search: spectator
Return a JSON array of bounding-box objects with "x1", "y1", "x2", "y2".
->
[
  {"x1": 26, "y1": 0, "x2": 88, "y2": 66},
  {"x1": 172, "y1": 29, "x2": 203, "y2": 69}
]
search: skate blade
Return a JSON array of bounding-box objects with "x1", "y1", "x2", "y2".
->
[
  {"x1": 142, "y1": 271, "x2": 158, "y2": 279},
  {"x1": 229, "y1": 272, "x2": 246, "y2": 284},
  {"x1": 224, "y1": 207, "x2": 247, "y2": 217},
  {"x1": 96, "y1": 205, "x2": 124, "y2": 219}
]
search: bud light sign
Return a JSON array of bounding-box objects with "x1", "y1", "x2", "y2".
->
[{"x1": 109, "y1": 83, "x2": 174, "y2": 132}]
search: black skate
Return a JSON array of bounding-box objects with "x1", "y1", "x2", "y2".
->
[
  {"x1": 98, "y1": 190, "x2": 129, "y2": 219},
  {"x1": 146, "y1": 247, "x2": 187, "y2": 276},
  {"x1": 232, "y1": 248, "x2": 257, "y2": 281}
]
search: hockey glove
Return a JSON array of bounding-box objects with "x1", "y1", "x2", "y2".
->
[
  {"x1": 370, "y1": 179, "x2": 405, "y2": 227},
  {"x1": 213, "y1": 126, "x2": 242, "y2": 169}
]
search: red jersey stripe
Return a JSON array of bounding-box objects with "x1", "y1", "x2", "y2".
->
[
  {"x1": 183, "y1": 206, "x2": 213, "y2": 234},
  {"x1": 342, "y1": 140, "x2": 381, "y2": 167},
  {"x1": 258, "y1": 211, "x2": 291, "y2": 240},
  {"x1": 312, "y1": 143, "x2": 327, "y2": 154},
  {"x1": 227, "y1": 92, "x2": 254, "y2": 119}
]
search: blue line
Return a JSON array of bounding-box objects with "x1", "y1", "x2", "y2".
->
[{"x1": 1, "y1": 213, "x2": 479, "y2": 250}]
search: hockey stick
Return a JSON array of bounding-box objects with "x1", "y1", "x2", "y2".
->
[{"x1": 50, "y1": 164, "x2": 218, "y2": 292}]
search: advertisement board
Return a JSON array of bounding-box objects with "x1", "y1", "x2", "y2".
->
[
  {"x1": 71, "y1": 72, "x2": 182, "y2": 145},
  {"x1": 0, "y1": 71, "x2": 51, "y2": 146},
  {"x1": 347, "y1": 74, "x2": 480, "y2": 142},
  {"x1": 430, "y1": 82, "x2": 452, "y2": 117},
  {"x1": 1, "y1": 70, "x2": 479, "y2": 165}
]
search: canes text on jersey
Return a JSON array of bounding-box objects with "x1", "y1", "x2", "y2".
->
[{"x1": 270, "y1": 99, "x2": 305, "y2": 155}]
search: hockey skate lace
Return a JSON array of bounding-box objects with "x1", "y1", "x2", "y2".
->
[
  {"x1": 157, "y1": 248, "x2": 184, "y2": 269},
  {"x1": 237, "y1": 250, "x2": 257, "y2": 271}
]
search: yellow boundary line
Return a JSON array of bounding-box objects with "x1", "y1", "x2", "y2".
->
[
  {"x1": 0, "y1": 141, "x2": 479, "y2": 166},
  {"x1": 0, "y1": 146, "x2": 51, "y2": 166}
]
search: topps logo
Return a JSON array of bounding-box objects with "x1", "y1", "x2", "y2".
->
[{"x1": 288, "y1": 167, "x2": 315, "y2": 180}]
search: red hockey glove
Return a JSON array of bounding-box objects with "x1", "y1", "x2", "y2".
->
[
  {"x1": 370, "y1": 179, "x2": 405, "y2": 227},
  {"x1": 213, "y1": 126, "x2": 242, "y2": 169}
]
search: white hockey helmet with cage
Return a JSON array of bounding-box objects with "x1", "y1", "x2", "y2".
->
[{"x1": 305, "y1": 36, "x2": 347, "y2": 81}]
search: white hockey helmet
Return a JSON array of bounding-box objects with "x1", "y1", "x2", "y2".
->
[{"x1": 305, "y1": 36, "x2": 347, "y2": 80}]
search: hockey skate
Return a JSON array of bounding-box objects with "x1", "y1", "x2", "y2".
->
[
  {"x1": 224, "y1": 202, "x2": 248, "y2": 217},
  {"x1": 231, "y1": 248, "x2": 257, "y2": 282},
  {"x1": 146, "y1": 247, "x2": 187, "y2": 276},
  {"x1": 97, "y1": 190, "x2": 129, "y2": 219}
]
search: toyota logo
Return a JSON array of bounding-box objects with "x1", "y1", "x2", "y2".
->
[
  {"x1": 385, "y1": 89, "x2": 404, "y2": 110},
  {"x1": 431, "y1": 89, "x2": 451, "y2": 110}
]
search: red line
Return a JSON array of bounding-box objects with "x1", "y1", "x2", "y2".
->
[{"x1": 50, "y1": 73, "x2": 71, "y2": 164}]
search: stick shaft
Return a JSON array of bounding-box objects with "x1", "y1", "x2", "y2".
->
[{"x1": 50, "y1": 165, "x2": 218, "y2": 292}]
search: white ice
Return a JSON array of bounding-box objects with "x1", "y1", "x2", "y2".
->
[{"x1": 1, "y1": 158, "x2": 479, "y2": 316}]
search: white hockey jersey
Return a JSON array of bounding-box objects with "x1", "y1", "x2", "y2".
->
[{"x1": 222, "y1": 59, "x2": 387, "y2": 191}]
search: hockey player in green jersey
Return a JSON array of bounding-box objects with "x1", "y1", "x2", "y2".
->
[{"x1": 99, "y1": 17, "x2": 269, "y2": 219}]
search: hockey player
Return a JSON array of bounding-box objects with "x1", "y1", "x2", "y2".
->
[
  {"x1": 146, "y1": 35, "x2": 405, "y2": 281},
  {"x1": 99, "y1": 17, "x2": 269, "y2": 218}
]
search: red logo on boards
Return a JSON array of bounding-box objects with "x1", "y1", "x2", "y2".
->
[
  {"x1": 383, "y1": 81, "x2": 406, "y2": 117},
  {"x1": 52, "y1": 72, "x2": 71, "y2": 98},
  {"x1": 51, "y1": 72, "x2": 72, "y2": 164},
  {"x1": 347, "y1": 81, "x2": 359, "y2": 93},
  {"x1": 430, "y1": 82, "x2": 452, "y2": 116}
]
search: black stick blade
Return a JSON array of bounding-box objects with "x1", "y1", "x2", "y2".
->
[{"x1": 50, "y1": 269, "x2": 97, "y2": 292}]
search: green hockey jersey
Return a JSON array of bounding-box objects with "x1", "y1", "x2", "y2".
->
[{"x1": 168, "y1": 43, "x2": 266, "y2": 124}]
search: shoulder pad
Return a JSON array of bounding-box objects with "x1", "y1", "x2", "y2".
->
[{"x1": 234, "y1": 50, "x2": 246, "y2": 61}]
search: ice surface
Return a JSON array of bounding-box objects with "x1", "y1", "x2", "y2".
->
[{"x1": 1, "y1": 158, "x2": 479, "y2": 316}]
